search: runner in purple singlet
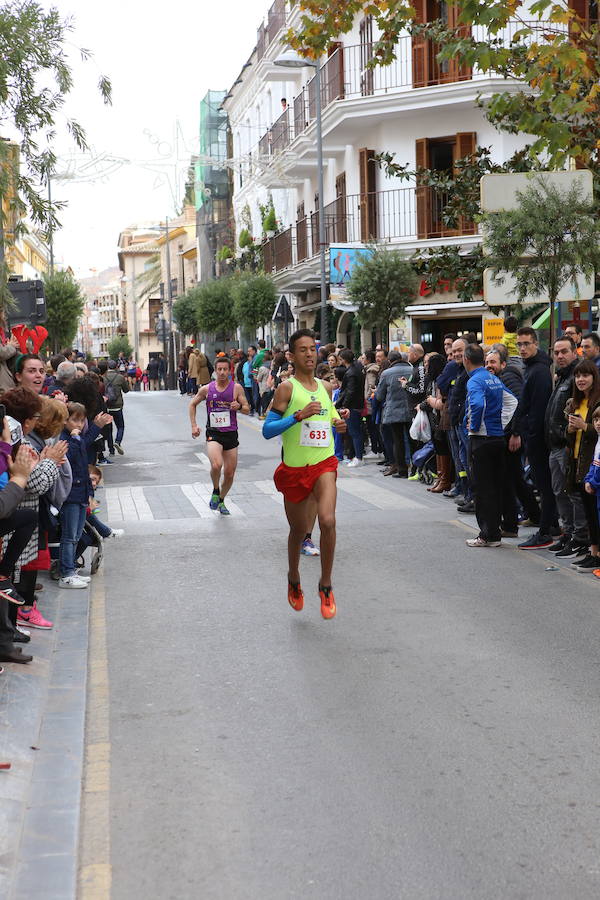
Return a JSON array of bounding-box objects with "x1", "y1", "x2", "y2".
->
[{"x1": 189, "y1": 357, "x2": 249, "y2": 514}]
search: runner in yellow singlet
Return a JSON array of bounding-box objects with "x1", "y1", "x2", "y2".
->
[{"x1": 262, "y1": 329, "x2": 349, "y2": 618}]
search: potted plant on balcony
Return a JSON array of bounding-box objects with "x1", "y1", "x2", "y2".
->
[
  {"x1": 262, "y1": 205, "x2": 277, "y2": 239},
  {"x1": 217, "y1": 245, "x2": 234, "y2": 263},
  {"x1": 239, "y1": 228, "x2": 253, "y2": 254}
]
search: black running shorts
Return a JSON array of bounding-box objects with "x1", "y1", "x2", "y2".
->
[{"x1": 206, "y1": 428, "x2": 239, "y2": 451}]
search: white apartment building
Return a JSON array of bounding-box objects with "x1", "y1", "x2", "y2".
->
[
  {"x1": 224, "y1": 0, "x2": 575, "y2": 350},
  {"x1": 89, "y1": 282, "x2": 123, "y2": 358}
]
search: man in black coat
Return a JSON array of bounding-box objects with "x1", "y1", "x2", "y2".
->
[
  {"x1": 486, "y1": 345, "x2": 540, "y2": 536},
  {"x1": 511, "y1": 327, "x2": 558, "y2": 549},
  {"x1": 544, "y1": 335, "x2": 588, "y2": 556}
]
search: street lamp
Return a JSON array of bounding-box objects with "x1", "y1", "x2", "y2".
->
[
  {"x1": 274, "y1": 51, "x2": 328, "y2": 344},
  {"x1": 163, "y1": 216, "x2": 176, "y2": 389}
]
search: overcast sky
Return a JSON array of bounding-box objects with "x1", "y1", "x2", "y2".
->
[{"x1": 37, "y1": 0, "x2": 269, "y2": 278}]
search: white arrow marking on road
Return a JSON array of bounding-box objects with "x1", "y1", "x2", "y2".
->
[
  {"x1": 191, "y1": 482, "x2": 246, "y2": 517},
  {"x1": 130, "y1": 486, "x2": 154, "y2": 521},
  {"x1": 254, "y1": 480, "x2": 283, "y2": 505},
  {"x1": 179, "y1": 484, "x2": 216, "y2": 519}
]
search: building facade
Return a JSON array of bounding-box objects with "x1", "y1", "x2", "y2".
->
[
  {"x1": 88, "y1": 282, "x2": 123, "y2": 358},
  {"x1": 117, "y1": 226, "x2": 163, "y2": 368},
  {"x1": 117, "y1": 207, "x2": 197, "y2": 369},
  {"x1": 223, "y1": 1, "x2": 576, "y2": 350}
]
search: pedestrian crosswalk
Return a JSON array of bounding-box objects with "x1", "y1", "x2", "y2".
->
[{"x1": 103, "y1": 476, "x2": 427, "y2": 523}]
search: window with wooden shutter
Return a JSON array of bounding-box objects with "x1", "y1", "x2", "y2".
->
[
  {"x1": 296, "y1": 203, "x2": 307, "y2": 262},
  {"x1": 415, "y1": 132, "x2": 477, "y2": 238},
  {"x1": 412, "y1": 0, "x2": 429, "y2": 87},
  {"x1": 569, "y1": 0, "x2": 598, "y2": 25},
  {"x1": 358, "y1": 149, "x2": 377, "y2": 241},
  {"x1": 335, "y1": 173, "x2": 348, "y2": 243},
  {"x1": 447, "y1": 4, "x2": 472, "y2": 82},
  {"x1": 325, "y1": 42, "x2": 345, "y2": 105},
  {"x1": 360, "y1": 16, "x2": 375, "y2": 96},
  {"x1": 454, "y1": 132, "x2": 476, "y2": 234},
  {"x1": 412, "y1": 1, "x2": 472, "y2": 87},
  {"x1": 415, "y1": 138, "x2": 430, "y2": 238}
]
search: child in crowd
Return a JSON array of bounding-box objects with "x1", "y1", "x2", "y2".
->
[
  {"x1": 141, "y1": 369, "x2": 149, "y2": 391},
  {"x1": 502, "y1": 315, "x2": 522, "y2": 370},
  {"x1": 58, "y1": 402, "x2": 99, "y2": 589},
  {"x1": 75, "y1": 465, "x2": 124, "y2": 567}
]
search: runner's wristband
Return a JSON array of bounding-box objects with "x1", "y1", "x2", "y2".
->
[{"x1": 262, "y1": 409, "x2": 297, "y2": 439}]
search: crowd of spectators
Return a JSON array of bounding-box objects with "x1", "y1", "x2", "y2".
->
[
  {"x1": 0, "y1": 347, "x2": 125, "y2": 674},
  {"x1": 197, "y1": 321, "x2": 600, "y2": 570}
]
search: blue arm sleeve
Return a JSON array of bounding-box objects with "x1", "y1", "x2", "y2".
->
[{"x1": 262, "y1": 409, "x2": 297, "y2": 439}]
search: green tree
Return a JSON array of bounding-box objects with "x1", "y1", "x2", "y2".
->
[
  {"x1": 481, "y1": 176, "x2": 600, "y2": 350},
  {"x1": 412, "y1": 244, "x2": 485, "y2": 303},
  {"x1": 43, "y1": 269, "x2": 84, "y2": 352},
  {"x1": 173, "y1": 289, "x2": 200, "y2": 337},
  {"x1": 0, "y1": 1, "x2": 112, "y2": 235},
  {"x1": 196, "y1": 279, "x2": 237, "y2": 336},
  {"x1": 348, "y1": 247, "x2": 419, "y2": 334},
  {"x1": 107, "y1": 335, "x2": 133, "y2": 361},
  {"x1": 288, "y1": 1, "x2": 600, "y2": 173},
  {"x1": 134, "y1": 252, "x2": 161, "y2": 302},
  {"x1": 231, "y1": 274, "x2": 277, "y2": 331}
]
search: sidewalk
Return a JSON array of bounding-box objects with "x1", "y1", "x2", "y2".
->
[{"x1": 0, "y1": 577, "x2": 91, "y2": 900}]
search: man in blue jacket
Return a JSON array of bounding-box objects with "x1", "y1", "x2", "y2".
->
[{"x1": 463, "y1": 344, "x2": 517, "y2": 548}]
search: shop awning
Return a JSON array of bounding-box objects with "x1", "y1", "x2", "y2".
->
[
  {"x1": 406, "y1": 300, "x2": 487, "y2": 315},
  {"x1": 532, "y1": 305, "x2": 551, "y2": 329}
]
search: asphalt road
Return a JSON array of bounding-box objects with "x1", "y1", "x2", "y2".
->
[{"x1": 96, "y1": 390, "x2": 600, "y2": 900}]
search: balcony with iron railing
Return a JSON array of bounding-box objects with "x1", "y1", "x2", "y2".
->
[
  {"x1": 252, "y1": 21, "x2": 563, "y2": 169},
  {"x1": 262, "y1": 186, "x2": 477, "y2": 274},
  {"x1": 256, "y1": 0, "x2": 287, "y2": 61}
]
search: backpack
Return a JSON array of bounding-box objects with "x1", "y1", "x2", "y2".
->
[{"x1": 105, "y1": 374, "x2": 119, "y2": 406}]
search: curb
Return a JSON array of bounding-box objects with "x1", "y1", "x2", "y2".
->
[{"x1": 0, "y1": 580, "x2": 91, "y2": 900}]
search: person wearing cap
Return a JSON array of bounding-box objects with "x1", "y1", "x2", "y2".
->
[{"x1": 104, "y1": 360, "x2": 129, "y2": 454}]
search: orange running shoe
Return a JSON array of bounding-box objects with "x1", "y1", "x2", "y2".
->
[
  {"x1": 593, "y1": 569, "x2": 600, "y2": 579},
  {"x1": 288, "y1": 580, "x2": 304, "y2": 611},
  {"x1": 319, "y1": 584, "x2": 336, "y2": 619}
]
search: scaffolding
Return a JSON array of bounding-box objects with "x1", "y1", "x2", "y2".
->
[
  {"x1": 196, "y1": 90, "x2": 230, "y2": 212},
  {"x1": 196, "y1": 90, "x2": 233, "y2": 284}
]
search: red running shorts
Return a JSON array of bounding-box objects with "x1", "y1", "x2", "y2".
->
[{"x1": 274, "y1": 455, "x2": 338, "y2": 503}]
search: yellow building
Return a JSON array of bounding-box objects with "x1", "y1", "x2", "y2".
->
[{"x1": 1, "y1": 138, "x2": 50, "y2": 279}]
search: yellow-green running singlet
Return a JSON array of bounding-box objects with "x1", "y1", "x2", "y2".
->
[{"x1": 281, "y1": 377, "x2": 337, "y2": 467}]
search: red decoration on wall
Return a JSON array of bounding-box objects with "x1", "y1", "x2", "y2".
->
[{"x1": 11, "y1": 324, "x2": 48, "y2": 354}]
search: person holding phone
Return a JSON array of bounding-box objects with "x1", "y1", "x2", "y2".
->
[{"x1": 564, "y1": 360, "x2": 600, "y2": 571}]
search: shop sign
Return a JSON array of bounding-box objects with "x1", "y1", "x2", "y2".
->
[{"x1": 483, "y1": 317, "x2": 505, "y2": 344}]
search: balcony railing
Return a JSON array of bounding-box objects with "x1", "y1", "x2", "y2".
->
[
  {"x1": 256, "y1": 0, "x2": 286, "y2": 61},
  {"x1": 261, "y1": 186, "x2": 477, "y2": 273},
  {"x1": 252, "y1": 21, "x2": 562, "y2": 163},
  {"x1": 264, "y1": 226, "x2": 293, "y2": 272}
]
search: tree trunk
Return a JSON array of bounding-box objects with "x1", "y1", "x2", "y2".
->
[{"x1": 549, "y1": 293, "x2": 557, "y2": 368}]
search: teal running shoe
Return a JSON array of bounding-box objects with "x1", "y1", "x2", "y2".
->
[
  {"x1": 209, "y1": 491, "x2": 220, "y2": 510},
  {"x1": 218, "y1": 501, "x2": 230, "y2": 516}
]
